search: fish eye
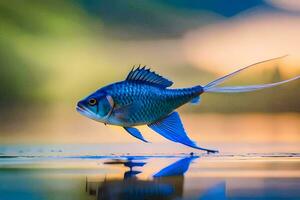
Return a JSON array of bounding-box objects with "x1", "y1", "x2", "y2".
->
[{"x1": 88, "y1": 98, "x2": 97, "y2": 106}]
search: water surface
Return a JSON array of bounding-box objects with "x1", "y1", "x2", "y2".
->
[{"x1": 1, "y1": 153, "x2": 300, "y2": 200}]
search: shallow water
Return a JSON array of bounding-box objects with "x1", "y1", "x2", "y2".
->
[{"x1": 1, "y1": 153, "x2": 300, "y2": 200}]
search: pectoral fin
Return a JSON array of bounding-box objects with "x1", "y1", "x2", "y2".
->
[
  {"x1": 124, "y1": 127, "x2": 148, "y2": 143},
  {"x1": 148, "y1": 112, "x2": 218, "y2": 153}
]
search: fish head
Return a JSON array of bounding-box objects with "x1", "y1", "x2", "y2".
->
[{"x1": 76, "y1": 89, "x2": 114, "y2": 123}]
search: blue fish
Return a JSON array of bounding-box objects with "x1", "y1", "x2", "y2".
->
[{"x1": 77, "y1": 56, "x2": 300, "y2": 153}]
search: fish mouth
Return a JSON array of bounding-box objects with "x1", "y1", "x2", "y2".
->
[
  {"x1": 76, "y1": 104, "x2": 97, "y2": 120},
  {"x1": 76, "y1": 104, "x2": 87, "y2": 114},
  {"x1": 76, "y1": 105, "x2": 86, "y2": 114}
]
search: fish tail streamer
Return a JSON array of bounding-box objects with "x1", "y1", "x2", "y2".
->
[{"x1": 203, "y1": 56, "x2": 300, "y2": 93}]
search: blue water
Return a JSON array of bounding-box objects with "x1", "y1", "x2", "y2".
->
[{"x1": 1, "y1": 149, "x2": 300, "y2": 200}]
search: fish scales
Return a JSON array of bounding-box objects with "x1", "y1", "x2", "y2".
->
[{"x1": 106, "y1": 82, "x2": 202, "y2": 125}]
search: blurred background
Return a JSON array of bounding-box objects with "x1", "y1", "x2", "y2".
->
[{"x1": 0, "y1": 0, "x2": 299, "y2": 153}]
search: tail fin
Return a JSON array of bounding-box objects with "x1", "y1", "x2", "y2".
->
[{"x1": 203, "y1": 56, "x2": 300, "y2": 93}]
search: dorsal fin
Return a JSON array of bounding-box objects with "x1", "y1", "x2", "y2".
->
[{"x1": 125, "y1": 66, "x2": 173, "y2": 88}]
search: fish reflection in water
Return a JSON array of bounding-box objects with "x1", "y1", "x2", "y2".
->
[{"x1": 86, "y1": 156, "x2": 226, "y2": 200}]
